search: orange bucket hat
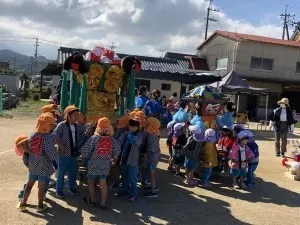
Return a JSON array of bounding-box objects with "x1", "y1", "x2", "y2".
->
[
  {"x1": 135, "y1": 111, "x2": 146, "y2": 127},
  {"x1": 117, "y1": 116, "x2": 130, "y2": 129},
  {"x1": 41, "y1": 104, "x2": 54, "y2": 114},
  {"x1": 64, "y1": 105, "x2": 79, "y2": 120},
  {"x1": 145, "y1": 117, "x2": 161, "y2": 136},
  {"x1": 14, "y1": 135, "x2": 29, "y2": 156},
  {"x1": 96, "y1": 117, "x2": 111, "y2": 134},
  {"x1": 36, "y1": 113, "x2": 56, "y2": 134},
  {"x1": 129, "y1": 115, "x2": 142, "y2": 127},
  {"x1": 15, "y1": 135, "x2": 29, "y2": 147}
]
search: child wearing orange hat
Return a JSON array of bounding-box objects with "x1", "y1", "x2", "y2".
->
[
  {"x1": 117, "y1": 115, "x2": 144, "y2": 202},
  {"x1": 80, "y1": 117, "x2": 120, "y2": 209},
  {"x1": 110, "y1": 116, "x2": 130, "y2": 189},
  {"x1": 15, "y1": 135, "x2": 30, "y2": 202},
  {"x1": 53, "y1": 105, "x2": 84, "y2": 198},
  {"x1": 17, "y1": 114, "x2": 57, "y2": 212},
  {"x1": 143, "y1": 118, "x2": 161, "y2": 198}
]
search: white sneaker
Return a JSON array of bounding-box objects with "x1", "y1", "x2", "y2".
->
[
  {"x1": 233, "y1": 184, "x2": 240, "y2": 189},
  {"x1": 240, "y1": 183, "x2": 247, "y2": 189}
]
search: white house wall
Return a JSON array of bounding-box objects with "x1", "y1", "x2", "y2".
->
[
  {"x1": 136, "y1": 78, "x2": 181, "y2": 98},
  {"x1": 236, "y1": 41, "x2": 300, "y2": 83},
  {"x1": 197, "y1": 35, "x2": 237, "y2": 76},
  {"x1": 0, "y1": 74, "x2": 19, "y2": 93}
]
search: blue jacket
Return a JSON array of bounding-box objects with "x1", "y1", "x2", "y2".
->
[
  {"x1": 143, "y1": 99, "x2": 161, "y2": 117},
  {"x1": 136, "y1": 95, "x2": 148, "y2": 110}
]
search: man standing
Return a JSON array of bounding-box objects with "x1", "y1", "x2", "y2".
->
[{"x1": 269, "y1": 98, "x2": 296, "y2": 157}]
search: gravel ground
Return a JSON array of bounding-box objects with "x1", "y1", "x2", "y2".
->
[{"x1": 0, "y1": 117, "x2": 300, "y2": 225}]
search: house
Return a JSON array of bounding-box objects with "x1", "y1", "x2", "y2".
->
[
  {"x1": 197, "y1": 30, "x2": 300, "y2": 118},
  {"x1": 57, "y1": 47, "x2": 219, "y2": 99},
  {"x1": 291, "y1": 25, "x2": 300, "y2": 42}
]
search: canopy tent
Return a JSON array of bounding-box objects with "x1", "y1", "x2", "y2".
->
[
  {"x1": 210, "y1": 70, "x2": 267, "y2": 93},
  {"x1": 210, "y1": 70, "x2": 268, "y2": 127}
]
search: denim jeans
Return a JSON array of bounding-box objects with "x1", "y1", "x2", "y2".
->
[
  {"x1": 120, "y1": 164, "x2": 138, "y2": 198},
  {"x1": 18, "y1": 177, "x2": 49, "y2": 198},
  {"x1": 56, "y1": 157, "x2": 77, "y2": 194},
  {"x1": 202, "y1": 167, "x2": 212, "y2": 182},
  {"x1": 246, "y1": 163, "x2": 258, "y2": 185}
]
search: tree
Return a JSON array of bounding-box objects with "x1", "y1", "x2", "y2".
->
[{"x1": 40, "y1": 61, "x2": 62, "y2": 75}]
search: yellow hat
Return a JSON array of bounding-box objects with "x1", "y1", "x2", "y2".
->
[
  {"x1": 145, "y1": 117, "x2": 160, "y2": 136},
  {"x1": 41, "y1": 104, "x2": 54, "y2": 114},
  {"x1": 36, "y1": 113, "x2": 56, "y2": 133},
  {"x1": 64, "y1": 105, "x2": 79, "y2": 120},
  {"x1": 117, "y1": 116, "x2": 130, "y2": 129},
  {"x1": 96, "y1": 117, "x2": 111, "y2": 134},
  {"x1": 14, "y1": 135, "x2": 29, "y2": 147}
]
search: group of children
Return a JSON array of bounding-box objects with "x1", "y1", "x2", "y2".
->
[
  {"x1": 15, "y1": 104, "x2": 161, "y2": 212},
  {"x1": 166, "y1": 100, "x2": 259, "y2": 189},
  {"x1": 14, "y1": 100, "x2": 260, "y2": 213}
]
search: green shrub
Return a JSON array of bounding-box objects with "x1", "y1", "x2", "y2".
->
[{"x1": 33, "y1": 94, "x2": 40, "y2": 101}]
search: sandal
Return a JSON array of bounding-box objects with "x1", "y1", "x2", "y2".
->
[
  {"x1": 17, "y1": 202, "x2": 27, "y2": 212},
  {"x1": 83, "y1": 196, "x2": 96, "y2": 207},
  {"x1": 36, "y1": 203, "x2": 49, "y2": 213}
]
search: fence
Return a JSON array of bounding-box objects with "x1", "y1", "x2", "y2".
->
[{"x1": 0, "y1": 88, "x2": 2, "y2": 116}]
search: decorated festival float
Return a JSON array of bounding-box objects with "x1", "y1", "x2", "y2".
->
[
  {"x1": 183, "y1": 85, "x2": 230, "y2": 129},
  {"x1": 59, "y1": 46, "x2": 141, "y2": 125}
]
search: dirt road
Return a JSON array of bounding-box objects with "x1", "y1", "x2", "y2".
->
[{"x1": 0, "y1": 117, "x2": 299, "y2": 225}]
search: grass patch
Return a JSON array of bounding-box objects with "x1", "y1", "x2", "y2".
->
[{"x1": 3, "y1": 100, "x2": 46, "y2": 118}]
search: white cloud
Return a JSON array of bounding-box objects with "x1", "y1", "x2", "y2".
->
[{"x1": 0, "y1": 0, "x2": 284, "y2": 59}]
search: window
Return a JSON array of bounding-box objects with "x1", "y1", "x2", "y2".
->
[
  {"x1": 250, "y1": 57, "x2": 274, "y2": 72},
  {"x1": 296, "y1": 62, "x2": 300, "y2": 74},
  {"x1": 135, "y1": 79, "x2": 150, "y2": 90},
  {"x1": 161, "y1": 83, "x2": 171, "y2": 91},
  {"x1": 216, "y1": 57, "x2": 228, "y2": 70}
]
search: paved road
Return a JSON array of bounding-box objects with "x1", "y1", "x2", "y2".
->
[{"x1": 0, "y1": 117, "x2": 300, "y2": 225}]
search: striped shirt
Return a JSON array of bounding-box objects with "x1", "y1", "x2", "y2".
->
[{"x1": 146, "y1": 134, "x2": 161, "y2": 166}]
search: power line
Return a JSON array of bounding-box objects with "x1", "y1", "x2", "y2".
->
[{"x1": 204, "y1": 0, "x2": 219, "y2": 40}]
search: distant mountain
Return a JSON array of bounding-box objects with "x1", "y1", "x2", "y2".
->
[{"x1": 0, "y1": 49, "x2": 51, "y2": 73}]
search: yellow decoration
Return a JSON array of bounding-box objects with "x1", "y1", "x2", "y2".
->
[
  {"x1": 235, "y1": 113, "x2": 248, "y2": 124},
  {"x1": 73, "y1": 70, "x2": 83, "y2": 84},
  {"x1": 87, "y1": 64, "x2": 104, "y2": 90},
  {"x1": 104, "y1": 65, "x2": 123, "y2": 93},
  {"x1": 105, "y1": 65, "x2": 122, "y2": 80},
  {"x1": 210, "y1": 120, "x2": 216, "y2": 129},
  {"x1": 204, "y1": 121, "x2": 210, "y2": 129}
]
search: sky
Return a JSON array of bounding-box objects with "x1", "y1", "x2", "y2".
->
[{"x1": 1, "y1": 0, "x2": 300, "y2": 60}]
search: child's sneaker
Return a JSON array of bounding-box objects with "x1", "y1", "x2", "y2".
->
[
  {"x1": 128, "y1": 196, "x2": 137, "y2": 202},
  {"x1": 68, "y1": 189, "x2": 79, "y2": 196},
  {"x1": 144, "y1": 186, "x2": 160, "y2": 192},
  {"x1": 174, "y1": 173, "x2": 180, "y2": 177},
  {"x1": 18, "y1": 198, "x2": 23, "y2": 202},
  {"x1": 56, "y1": 192, "x2": 65, "y2": 199},
  {"x1": 83, "y1": 196, "x2": 96, "y2": 207},
  {"x1": 233, "y1": 183, "x2": 240, "y2": 189},
  {"x1": 144, "y1": 192, "x2": 158, "y2": 198},
  {"x1": 201, "y1": 181, "x2": 212, "y2": 188},
  {"x1": 16, "y1": 202, "x2": 27, "y2": 212},
  {"x1": 48, "y1": 179, "x2": 56, "y2": 188},
  {"x1": 240, "y1": 183, "x2": 247, "y2": 189},
  {"x1": 141, "y1": 181, "x2": 151, "y2": 187},
  {"x1": 110, "y1": 181, "x2": 120, "y2": 189},
  {"x1": 36, "y1": 203, "x2": 49, "y2": 213}
]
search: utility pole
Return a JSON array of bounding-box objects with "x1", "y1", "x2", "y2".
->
[
  {"x1": 34, "y1": 38, "x2": 39, "y2": 75},
  {"x1": 204, "y1": 0, "x2": 219, "y2": 40},
  {"x1": 109, "y1": 42, "x2": 116, "y2": 50},
  {"x1": 280, "y1": 5, "x2": 295, "y2": 40}
]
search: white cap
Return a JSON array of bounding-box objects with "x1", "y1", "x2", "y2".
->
[
  {"x1": 205, "y1": 128, "x2": 216, "y2": 137},
  {"x1": 237, "y1": 130, "x2": 250, "y2": 139},
  {"x1": 174, "y1": 123, "x2": 185, "y2": 131},
  {"x1": 188, "y1": 125, "x2": 201, "y2": 134}
]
